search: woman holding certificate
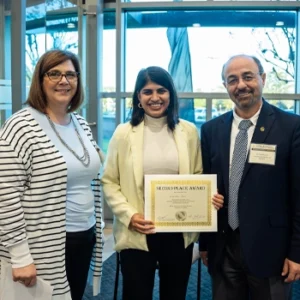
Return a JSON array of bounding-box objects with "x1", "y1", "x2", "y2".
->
[{"x1": 102, "y1": 66, "x2": 223, "y2": 300}]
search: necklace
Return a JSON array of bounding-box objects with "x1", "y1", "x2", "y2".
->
[{"x1": 46, "y1": 114, "x2": 91, "y2": 167}]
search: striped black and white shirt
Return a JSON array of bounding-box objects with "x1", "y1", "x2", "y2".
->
[{"x1": 0, "y1": 108, "x2": 103, "y2": 298}]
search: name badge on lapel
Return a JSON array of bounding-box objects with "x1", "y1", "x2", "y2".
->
[{"x1": 248, "y1": 143, "x2": 276, "y2": 165}]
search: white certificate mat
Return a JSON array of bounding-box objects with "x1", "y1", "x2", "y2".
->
[
  {"x1": 144, "y1": 174, "x2": 217, "y2": 232},
  {"x1": 0, "y1": 260, "x2": 53, "y2": 300}
]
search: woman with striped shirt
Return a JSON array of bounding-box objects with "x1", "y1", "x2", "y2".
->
[{"x1": 0, "y1": 50, "x2": 103, "y2": 300}]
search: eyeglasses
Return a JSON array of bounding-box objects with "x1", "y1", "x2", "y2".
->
[
  {"x1": 225, "y1": 73, "x2": 261, "y2": 87},
  {"x1": 45, "y1": 71, "x2": 79, "y2": 82}
]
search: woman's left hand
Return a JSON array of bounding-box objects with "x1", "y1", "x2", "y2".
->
[{"x1": 212, "y1": 193, "x2": 224, "y2": 210}]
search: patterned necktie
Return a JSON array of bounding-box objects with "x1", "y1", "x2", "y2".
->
[{"x1": 228, "y1": 119, "x2": 252, "y2": 230}]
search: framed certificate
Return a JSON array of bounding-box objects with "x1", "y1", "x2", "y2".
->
[{"x1": 144, "y1": 174, "x2": 217, "y2": 232}]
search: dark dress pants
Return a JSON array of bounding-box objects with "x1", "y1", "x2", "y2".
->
[
  {"x1": 212, "y1": 229, "x2": 291, "y2": 300},
  {"x1": 120, "y1": 233, "x2": 194, "y2": 300},
  {"x1": 65, "y1": 226, "x2": 96, "y2": 300}
]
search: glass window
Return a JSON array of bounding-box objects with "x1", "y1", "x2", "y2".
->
[
  {"x1": 26, "y1": 3, "x2": 79, "y2": 84},
  {"x1": 26, "y1": 3, "x2": 46, "y2": 84},
  {"x1": 125, "y1": 98, "x2": 133, "y2": 122},
  {"x1": 1, "y1": 7, "x2": 12, "y2": 124},
  {"x1": 125, "y1": 10, "x2": 296, "y2": 93},
  {"x1": 45, "y1": 17, "x2": 79, "y2": 52},
  {"x1": 126, "y1": 27, "x2": 170, "y2": 92},
  {"x1": 213, "y1": 99, "x2": 233, "y2": 116},
  {"x1": 0, "y1": 80, "x2": 12, "y2": 126},
  {"x1": 103, "y1": 11, "x2": 116, "y2": 92},
  {"x1": 101, "y1": 97, "x2": 132, "y2": 151},
  {"x1": 212, "y1": 99, "x2": 298, "y2": 116},
  {"x1": 194, "y1": 107, "x2": 220, "y2": 122},
  {"x1": 267, "y1": 99, "x2": 296, "y2": 113},
  {"x1": 125, "y1": 0, "x2": 299, "y2": 2},
  {"x1": 102, "y1": 97, "x2": 116, "y2": 152},
  {"x1": 45, "y1": 0, "x2": 76, "y2": 10}
]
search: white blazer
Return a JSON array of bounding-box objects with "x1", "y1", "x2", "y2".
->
[{"x1": 101, "y1": 119, "x2": 202, "y2": 251}]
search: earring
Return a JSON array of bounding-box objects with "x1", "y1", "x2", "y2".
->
[{"x1": 138, "y1": 103, "x2": 143, "y2": 109}]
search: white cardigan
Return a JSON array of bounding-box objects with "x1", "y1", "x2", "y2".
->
[
  {"x1": 102, "y1": 119, "x2": 202, "y2": 252},
  {"x1": 0, "y1": 108, "x2": 103, "y2": 297}
]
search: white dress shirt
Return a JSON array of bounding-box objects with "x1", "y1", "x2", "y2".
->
[{"x1": 229, "y1": 105, "x2": 262, "y2": 172}]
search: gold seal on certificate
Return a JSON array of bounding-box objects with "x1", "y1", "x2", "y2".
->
[{"x1": 144, "y1": 174, "x2": 217, "y2": 232}]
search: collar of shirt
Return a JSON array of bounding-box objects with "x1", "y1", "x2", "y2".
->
[
  {"x1": 229, "y1": 102, "x2": 263, "y2": 168},
  {"x1": 232, "y1": 102, "x2": 262, "y2": 128}
]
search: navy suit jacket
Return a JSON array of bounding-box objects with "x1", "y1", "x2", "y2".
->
[{"x1": 199, "y1": 100, "x2": 300, "y2": 278}]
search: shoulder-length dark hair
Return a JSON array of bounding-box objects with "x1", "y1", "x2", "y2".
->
[
  {"x1": 26, "y1": 49, "x2": 84, "y2": 113},
  {"x1": 130, "y1": 66, "x2": 179, "y2": 131}
]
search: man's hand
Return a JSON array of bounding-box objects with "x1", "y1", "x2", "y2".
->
[
  {"x1": 12, "y1": 263, "x2": 37, "y2": 287},
  {"x1": 200, "y1": 251, "x2": 208, "y2": 267},
  {"x1": 129, "y1": 213, "x2": 155, "y2": 234},
  {"x1": 282, "y1": 258, "x2": 300, "y2": 282},
  {"x1": 212, "y1": 193, "x2": 224, "y2": 210}
]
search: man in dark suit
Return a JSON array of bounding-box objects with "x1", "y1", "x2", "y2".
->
[{"x1": 199, "y1": 54, "x2": 300, "y2": 300}]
